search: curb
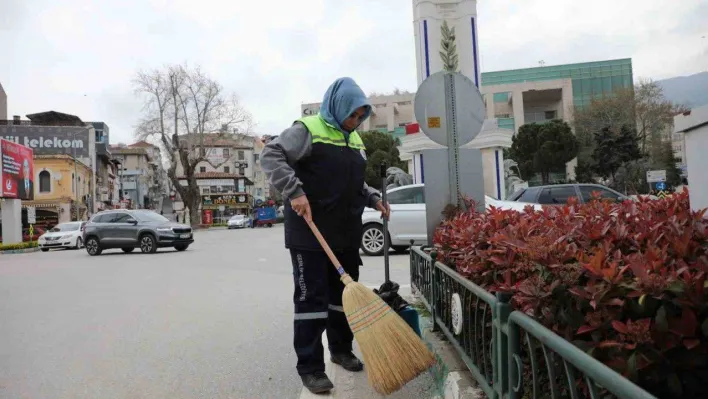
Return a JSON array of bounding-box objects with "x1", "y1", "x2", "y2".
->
[
  {"x1": 0, "y1": 247, "x2": 40, "y2": 255},
  {"x1": 413, "y1": 301, "x2": 485, "y2": 399}
]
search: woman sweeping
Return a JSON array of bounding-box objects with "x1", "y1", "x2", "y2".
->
[{"x1": 261, "y1": 77, "x2": 389, "y2": 394}]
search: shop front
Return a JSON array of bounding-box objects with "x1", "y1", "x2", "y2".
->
[{"x1": 201, "y1": 194, "x2": 251, "y2": 225}]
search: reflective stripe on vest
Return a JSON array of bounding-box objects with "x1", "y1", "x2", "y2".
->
[{"x1": 297, "y1": 115, "x2": 366, "y2": 150}]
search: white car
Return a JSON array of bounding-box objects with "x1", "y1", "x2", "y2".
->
[
  {"x1": 227, "y1": 215, "x2": 249, "y2": 229},
  {"x1": 38, "y1": 221, "x2": 86, "y2": 251},
  {"x1": 360, "y1": 184, "x2": 540, "y2": 256}
]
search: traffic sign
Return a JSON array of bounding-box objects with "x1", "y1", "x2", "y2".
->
[
  {"x1": 414, "y1": 71, "x2": 485, "y2": 147},
  {"x1": 655, "y1": 181, "x2": 666, "y2": 191},
  {"x1": 646, "y1": 170, "x2": 666, "y2": 183},
  {"x1": 27, "y1": 206, "x2": 36, "y2": 224}
]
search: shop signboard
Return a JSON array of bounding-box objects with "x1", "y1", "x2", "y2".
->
[
  {"x1": 202, "y1": 194, "x2": 249, "y2": 207},
  {"x1": 0, "y1": 138, "x2": 35, "y2": 200},
  {"x1": 0, "y1": 127, "x2": 90, "y2": 157}
]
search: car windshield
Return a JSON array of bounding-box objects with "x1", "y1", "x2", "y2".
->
[
  {"x1": 134, "y1": 211, "x2": 170, "y2": 223},
  {"x1": 230, "y1": 215, "x2": 245, "y2": 220},
  {"x1": 49, "y1": 222, "x2": 81, "y2": 232}
]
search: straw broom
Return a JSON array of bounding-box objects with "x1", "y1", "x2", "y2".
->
[{"x1": 306, "y1": 219, "x2": 436, "y2": 395}]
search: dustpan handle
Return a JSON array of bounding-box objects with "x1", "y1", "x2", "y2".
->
[
  {"x1": 306, "y1": 219, "x2": 349, "y2": 280},
  {"x1": 380, "y1": 163, "x2": 390, "y2": 283}
]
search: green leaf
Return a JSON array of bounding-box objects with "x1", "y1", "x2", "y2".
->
[
  {"x1": 627, "y1": 352, "x2": 638, "y2": 380},
  {"x1": 667, "y1": 373, "x2": 683, "y2": 397},
  {"x1": 655, "y1": 306, "x2": 669, "y2": 333}
]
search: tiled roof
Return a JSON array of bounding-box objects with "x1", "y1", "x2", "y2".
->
[
  {"x1": 128, "y1": 140, "x2": 157, "y2": 148},
  {"x1": 177, "y1": 133, "x2": 251, "y2": 149},
  {"x1": 111, "y1": 146, "x2": 148, "y2": 155}
]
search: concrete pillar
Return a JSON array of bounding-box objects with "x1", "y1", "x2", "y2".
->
[
  {"x1": 1, "y1": 199, "x2": 23, "y2": 244},
  {"x1": 511, "y1": 90, "x2": 525, "y2": 134},
  {"x1": 413, "y1": 0, "x2": 480, "y2": 86},
  {"x1": 479, "y1": 147, "x2": 506, "y2": 200}
]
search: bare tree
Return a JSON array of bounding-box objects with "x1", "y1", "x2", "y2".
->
[
  {"x1": 133, "y1": 64, "x2": 253, "y2": 225},
  {"x1": 572, "y1": 79, "x2": 687, "y2": 154}
]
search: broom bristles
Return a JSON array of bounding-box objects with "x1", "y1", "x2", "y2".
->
[{"x1": 342, "y1": 279, "x2": 436, "y2": 395}]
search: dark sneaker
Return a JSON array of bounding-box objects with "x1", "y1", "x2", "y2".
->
[
  {"x1": 300, "y1": 372, "x2": 334, "y2": 394},
  {"x1": 331, "y1": 352, "x2": 364, "y2": 372}
]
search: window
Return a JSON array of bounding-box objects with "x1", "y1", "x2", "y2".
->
[
  {"x1": 579, "y1": 186, "x2": 622, "y2": 203},
  {"x1": 39, "y1": 170, "x2": 51, "y2": 193},
  {"x1": 223, "y1": 148, "x2": 230, "y2": 158},
  {"x1": 238, "y1": 150, "x2": 245, "y2": 161},
  {"x1": 254, "y1": 154, "x2": 260, "y2": 162},
  {"x1": 199, "y1": 166, "x2": 207, "y2": 173},
  {"x1": 92, "y1": 214, "x2": 113, "y2": 223},
  {"x1": 210, "y1": 186, "x2": 218, "y2": 194},
  {"x1": 386, "y1": 186, "x2": 425, "y2": 205},
  {"x1": 112, "y1": 213, "x2": 135, "y2": 223},
  {"x1": 544, "y1": 110, "x2": 557, "y2": 120},
  {"x1": 202, "y1": 187, "x2": 210, "y2": 195},
  {"x1": 72, "y1": 173, "x2": 75, "y2": 193},
  {"x1": 224, "y1": 166, "x2": 230, "y2": 173},
  {"x1": 537, "y1": 186, "x2": 578, "y2": 205},
  {"x1": 510, "y1": 187, "x2": 541, "y2": 202}
]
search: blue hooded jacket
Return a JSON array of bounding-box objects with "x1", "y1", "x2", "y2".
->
[{"x1": 319, "y1": 77, "x2": 371, "y2": 134}]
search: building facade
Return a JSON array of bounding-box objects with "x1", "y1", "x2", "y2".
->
[
  {"x1": 301, "y1": 92, "x2": 416, "y2": 138},
  {"x1": 0, "y1": 83, "x2": 6, "y2": 120},
  {"x1": 172, "y1": 133, "x2": 256, "y2": 223},
  {"x1": 482, "y1": 58, "x2": 634, "y2": 134},
  {"x1": 111, "y1": 146, "x2": 154, "y2": 209},
  {"x1": 28, "y1": 155, "x2": 94, "y2": 227}
]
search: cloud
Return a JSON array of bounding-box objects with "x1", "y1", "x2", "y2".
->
[{"x1": 0, "y1": 0, "x2": 705, "y2": 145}]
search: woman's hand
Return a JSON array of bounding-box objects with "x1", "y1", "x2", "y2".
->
[
  {"x1": 291, "y1": 195, "x2": 312, "y2": 222},
  {"x1": 376, "y1": 200, "x2": 391, "y2": 221}
]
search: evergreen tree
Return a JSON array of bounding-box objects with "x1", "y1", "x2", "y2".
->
[{"x1": 508, "y1": 120, "x2": 579, "y2": 184}]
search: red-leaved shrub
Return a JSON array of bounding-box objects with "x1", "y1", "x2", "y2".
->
[{"x1": 433, "y1": 192, "x2": 708, "y2": 398}]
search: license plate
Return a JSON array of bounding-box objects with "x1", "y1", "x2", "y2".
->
[{"x1": 180, "y1": 234, "x2": 191, "y2": 239}]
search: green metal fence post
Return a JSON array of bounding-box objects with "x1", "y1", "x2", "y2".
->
[
  {"x1": 495, "y1": 292, "x2": 513, "y2": 399},
  {"x1": 430, "y1": 251, "x2": 439, "y2": 332},
  {"x1": 507, "y1": 314, "x2": 522, "y2": 399}
]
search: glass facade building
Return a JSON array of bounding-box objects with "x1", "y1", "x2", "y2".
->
[{"x1": 481, "y1": 58, "x2": 633, "y2": 108}]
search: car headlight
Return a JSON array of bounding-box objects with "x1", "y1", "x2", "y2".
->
[
  {"x1": 156, "y1": 227, "x2": 173, "y2": 232},
  {"x1": 38, "y1": 235, "x2": 46, "y2": 241},
  {"x1": 61, "y1": 234, "x2": 73, "y2": 240}
]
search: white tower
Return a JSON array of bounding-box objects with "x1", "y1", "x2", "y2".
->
[{"x1": 412, "y1": 0, "x2": 480, "y2": 87}]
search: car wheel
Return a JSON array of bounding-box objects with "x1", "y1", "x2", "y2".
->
[
  {"x1": 267, "y1": 223, "x2": 273, "y2": 228},
  {"x1": 41, "y1": 248, "x2": 49, "y2": 252},
  {"x1": 85, "y1": 237, "x2": 102, "y2": 256},
  {"x1": 139, "y1": 234, "x2": 158, "y2": 254},
  {"x1": 174, "y1": 244, "x2": 189, "y2": 251},
  {"x1": 74, "y1": 237, "x2": 83, "y2": 250},
  {"x1": 122, "y1": 248, "x2": 135, "y2": 253},
  {"x1": 361, "y1": 224, "x2": 385, "y2": 256}
]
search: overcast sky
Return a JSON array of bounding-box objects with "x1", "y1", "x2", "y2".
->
[{"x1": 2, "y1": 0, "x2": 707, "y2": 144}]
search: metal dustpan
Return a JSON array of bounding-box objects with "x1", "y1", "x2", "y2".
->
[{"x1": 373, "y1": 163, "x2": 422, "y2": 337}]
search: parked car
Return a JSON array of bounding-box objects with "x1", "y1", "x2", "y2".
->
[
  {"x1": 227, "y1": 214, "x2": 249, "y2": 229},
  {"x1": 82, "y1": 209, "x2": 194, "y2": 256},
  {"x1": 360, "y1": 184, "x2": 540, "y2": 256},
  {"x1": 507, "y1": 184, "x2": 628, "y2": 205},
  {"x1": 38, "y1": 222, "x2": 85, "y2": 251}
]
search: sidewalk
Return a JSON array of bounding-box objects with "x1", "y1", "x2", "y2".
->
[{"x1": 298, "y1": 333, "x2": 436, "y2": 399}]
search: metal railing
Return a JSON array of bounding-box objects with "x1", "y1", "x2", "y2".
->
[{"x1": 410, "y1": 246, "x2": 656, "y2": 399}]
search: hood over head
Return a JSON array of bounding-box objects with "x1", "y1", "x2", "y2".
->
[{"x1": 319, "y1": 77, "x2": 371, "y2": 133}]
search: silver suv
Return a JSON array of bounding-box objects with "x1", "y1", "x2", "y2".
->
[{"x1": 82, "y1": 209, "x2": 194, "y2": 256}]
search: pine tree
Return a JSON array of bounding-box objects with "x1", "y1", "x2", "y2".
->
[{"x1": 439, "y1": 21, "x2": 459, "y2": 72}]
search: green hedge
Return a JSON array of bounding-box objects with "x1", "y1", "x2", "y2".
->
[{"x1": 0, "y1": 242, "x2": 39, "y2": 251}]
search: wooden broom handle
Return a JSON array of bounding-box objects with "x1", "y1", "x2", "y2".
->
[{"x1": 306, "y1": 219, "x2": 348, "y2": 278}]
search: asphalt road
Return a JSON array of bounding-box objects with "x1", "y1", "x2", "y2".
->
[{"x1": 0, "y1": 225, "x2": 433, "y2": 399}]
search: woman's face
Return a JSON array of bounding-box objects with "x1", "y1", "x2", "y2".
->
[{"x1": 341, "y1": 106, "x2": 368, "y2": 132}]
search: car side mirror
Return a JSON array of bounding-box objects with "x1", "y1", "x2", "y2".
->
[{"x1": 127, "y1": 219, "x2": 138, "y2": 225}]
